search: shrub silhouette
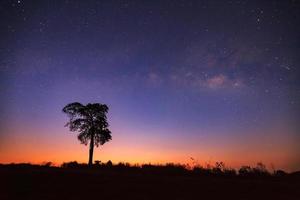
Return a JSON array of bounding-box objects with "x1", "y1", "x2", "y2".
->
[
  {"x1": 63, "y1": 102, "x2": 112, "y2": 166},
  {"x1": 253, "y1": 162, "x2": 270, "y2": 176},
  {"x1": 193, "y1": 166, "x2": 212, "y2": 175},
  {"x1": 94, "y1": 160, "x2": 101, "y2": 165},
  {"x1": 61, "y1": 161, "x2": 80, "y2": 168},
  {"x1": 239, "y1": 165, "x2": 252, "y2": 176},
  {"x1": 212, "y1": 162, "x2": 225, "y2": 175},
  {"x1": 43, "y1": 162, "x2": 53, "y2": 167},
  {"x1": 2, "y1": 162, "x2": 294, "y2": 178},
  {"x1": 223, "y1": 168, "x2": 237, "y2": 176},
  {"x1": 274, "y1": 170, "x2": 287, "y2": 176},
  {"x1": 238, "y1": 163, "x2": 270, "y2": 177},
  {"x1": 106, "y1": 160, "x2": 113, "y2": 167}
]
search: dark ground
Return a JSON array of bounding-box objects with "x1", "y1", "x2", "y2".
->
[{"x1": 1, "y1": 164, "x2": 299, "y2": 200}]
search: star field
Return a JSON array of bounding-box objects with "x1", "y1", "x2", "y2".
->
[{"x1": 0, "y1": 0, "x2": 299, "y2": 170}]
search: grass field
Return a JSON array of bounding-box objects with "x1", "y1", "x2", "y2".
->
[{"x1": 1, "y1": 163, "x2": 299, "y2": 200}]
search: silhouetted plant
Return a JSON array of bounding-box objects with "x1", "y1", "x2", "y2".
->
[
  {"x1": 215, "y1": 162, "x2": 225, "y2": 170},
  {"x1": 253, "y1": 162, "x2": 270, "y2": 176},
  {"x1": 255, "y1": 162, "x2": 267, "y2": 171},
  {"x1": 165, "y1": 163, "x2": 187, "y2": 173},
  {"x1": 274, "y1": 170, "x2": 287, "y2": 176},
  {"x1": 213, "y1": 162, "x2": 225, "y2": 174},
  {"x1": 193, "y1": 166, "x2": 212, "y2": 175},
  {"x1": 238, "y1": 163, "x2": 270, "y2": 177},
  {"x1": 116, "y1": 162, "x2": 127, "y2": 169},
  {"x1": 94, "y1": 160, "x2": 101, "y2": 165},
  {"x1": 63, "y1": 102, "x2": 112, "y2": 166},
  {"x1": 223, "y1": 168, "x2": 237, "y2": 176},
  {"x1": 106, "y1": 160, "x2": 113, "y2": 167},
  {"x1": 43, "y1": 162, "x2": 53, "y2": 167},
  {"x1": 239, "y1": 165, "x2": 252, "y2": 176},
  {"x1": 61, "y1": 161, "x2": 79, "y2": 168},
  {"x1": 141, "y1": 164, "x2": 155, "y2": 170}
]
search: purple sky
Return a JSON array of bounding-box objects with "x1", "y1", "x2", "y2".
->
[{"x1": 0, "y1": 0, "x2": 299, "y2": 171}]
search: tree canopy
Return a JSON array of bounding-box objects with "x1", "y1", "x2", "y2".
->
[{"x1": 63, "y1": 102, "x2": 112, "y2": 165}]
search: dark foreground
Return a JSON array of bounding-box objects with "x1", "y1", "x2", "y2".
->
[{"x1": 1, "y1": 164, "x2": 299, "y2": 200}]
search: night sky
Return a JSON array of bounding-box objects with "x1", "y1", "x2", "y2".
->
[{"x1": 1, "y1": 0, "x2": 299, "y2": 171}]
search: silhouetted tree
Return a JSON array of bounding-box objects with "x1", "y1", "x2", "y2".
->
[{"x1": 63, "y1": 102, "x2": 112, "y2": 166}]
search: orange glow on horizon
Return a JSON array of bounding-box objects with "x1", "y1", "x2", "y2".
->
[
  {"x1": 1, "y1": 123, "x2": 299, "y2": 172},
  {"x1": 0, "y1": 118, "x2": 299, "y2": 172}
]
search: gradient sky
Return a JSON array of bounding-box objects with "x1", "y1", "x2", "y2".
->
[{"x1": 0, "y1": 0, "x2": 299, "y2": 171}]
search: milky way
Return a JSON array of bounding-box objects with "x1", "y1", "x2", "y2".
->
[{"x1": 0, "y1": 0, "x2": 299, "y2": 171}]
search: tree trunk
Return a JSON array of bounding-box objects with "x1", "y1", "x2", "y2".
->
[{"x1": 88, "y1": 134, "x2": 94, "y2": 166}]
